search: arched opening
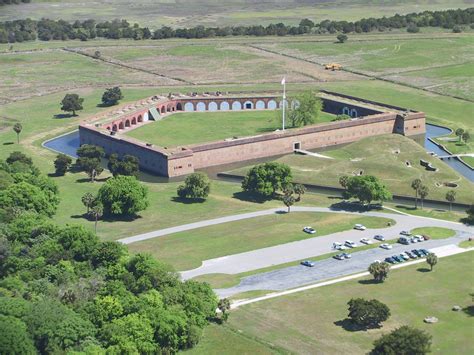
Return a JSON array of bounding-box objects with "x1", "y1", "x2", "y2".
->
[
  {"x1": 256, "y1": 100, "x2": 265, "y2": 109},
  {"x1": 220, "y1": 101, "x2": 230, "y2": 110},
  {"x1": 279, "y1": 100, "x2": 288, "y2": 109},
  {"x1": 138, "y1": 115, "x2": 143, "y2": 123},
  {"x1": 161, "y1": 106, "x2": 166, "y2": 114},
  {"x1": 112, "y1": 124, "x2": 118, "y2": 131},
  {"x1": 176, "y1": 102, "x2": 183, "y2": 111},
  {"x1": 350, "y1": 109, "x2": 358, "y2": 118},
  {"x1": 131, "y1": 117, "x2": 137, "y2": 125},
  {"x1": 267, "y1": 100, "x2": 277, "y2": 109},
  {"x1": 208, "y1": 102, "x2": 218, "y2": 111},
  {"x1": 184, "y1": 102, "x2": 194, "y2": 112},
  {"x1": 125, "y1": 120, "x2": 131, "y2": 128},
  {"x1": 231, "y1": 101, "x2": 242, "y2": 111},
  {"x1": 167, "y1": 106, "x2": 172, "y2": 112},
  {"x1": 196, "y1": 102, "x2": 206, "y2": 112},
  {"x1": 342, "y1": 107, "x2": 350, "y2": 116},
  {"x1": 243, "y1": 101, "x2": 254, "y2": 109},
  {"x1": 119, "y1": 122, "x2": 124, "y2": 130}
]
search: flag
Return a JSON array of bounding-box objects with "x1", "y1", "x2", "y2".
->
[{"x1": 281, "y1": 77, "x2": 286, "y2": 85}]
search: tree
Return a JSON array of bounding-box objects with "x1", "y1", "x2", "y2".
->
[
  {"x1": 407, "y1": 23, "x2": 420, "y2": 33},
  {"x1": 242, "y1": 162, "x2": 293, "y2": 198},
  {"x1": 218, "y1": 298, "x2": 231, "y2": 322},
  {"x1": 286, "y1": 91, "x2": 322, "y2": 127},
  {"x1": 283, "y1": 193, "x2": 295, "y2": 213},
  {"x1": 344, "y1": 175, "x2": 392, "y2": 205},
  {"x1": 76, "y1": 144, "x2": 104, "y2": 182},
  {"x1": 455, "y1": 128, "x2": 464, "y2": 142},
  {"x1": 54, "y1": 153, "x2": 72, "y2": 176},
  {"x1": 61, "y1": 93, "x2": 84, "y2": 116},
  {"x1": 411, "y1": 178, "x2": 422, "y2": 209},
  {"x1": 418, "y1": 184, "x2": 429, "y2": 209},
  {"x1": 177, "y1": 172, "x2": 210, "y2": 200},
  {"x1": 347, "y1": 298, "x2": 390, "y2": 328},
  {"x1": 81, "y1": 192, "x2": 96, "y2": 214},
  {"x1": 97, "y1": 175, "x2": 149, "y2": 217},
  {"x1": 6, "y1": 151, "x2": 33, "y2": 167},
  {"x1": 108, "y1": 154, "x2": 139, "y2": 177},
  {"x1": 368, "y1": 261, "x2": 390, "y2": 282},
  {"x1": 13, "y1": 123, "x2": 22, "y2": 144},
  {"x1": 426, "y1": 253, "x2": 438, "y2": 271},
  {"x1": 337, "y1": 33, "x2": 348, "y2": 43},
  {"x1": 462, "y1": 131, "x2": 470, "y2": 143},
  {"x1": 0, "y1": 314, "x2": 36, "y2": 355},
  {"x1": 90, "y1": 202, "x2": 103, "y2": 233},
  {"x1": 445, "y1": 190, "x2": 456, "y2": 211},
  {"x1": 452, "y1": 25, "x2": 462, "y2": 33},
  {"x1": 339, "y1": 175, "x2": 349, "y2": 190},
  {"x1": 101, "y1": 86, "x2": 123, "y2": 106},
  {"x1": 371, "y1": 326, "x2": 432, "y2": 355},
  {"x1": 293, "y1": 183, "x2": 306, "y2": 201},
  {"x1": 0, "y1": 182, "x2": 57, "y2": 217}
]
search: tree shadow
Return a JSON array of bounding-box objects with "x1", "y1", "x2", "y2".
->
[
  {"x1": 71, "y1": 213, "x2": 88, "y2": 220},
  {"x1": 395, "y1": 204, "x2": 416, "y2": 211},
  {"x1": 462, "y1": 305, "x2": 474, "y2": 317},
  {"x1": 2, "y1": 142, "x2": 14, "y2": 145},
  {"x1": 417, "y1": 267, "x2": 431, "y2": 273},
  {"x1": 171, "y1": 196, "x2": 206, "y2": 204},
  {"x1": 232, "y1": 191, "x2": 271, "y2": 204},
  {"x1": 76, "y1": 177, "x2": 108, "y2": 183},
  {"x1": 102, "y1": 214, "x2": 142, "y2": 223},
  {"x1": 330, "y1": 201, "x2": 379, "y2": 213},
  {"x1": 358, "y1": 279, "x2": 380, "y2": 285},
  {"x1": 334, "y1": 319, "x2": 368, "y2": 332},
  {"x1": 53, "y1": 113, "x2": 75, "y2": 119},
  {"x1": 96, "y1": 103, "x2": 116, "y2": 108}
]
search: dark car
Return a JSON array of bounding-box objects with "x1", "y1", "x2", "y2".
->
[
  {"x1": 333, "y1": 254, "x2": 346, "y2": 260},
  {"x1": 385, "y1": 257, "x2": 396, "y2": 264},
  {"x1": 301, "y1": 260, "x2": 316, "y2": 267},
  {"x1": 420, "y1": 248, "x2": 430, "y2": 255},
  {"x1": 412, "y1": 249, "x2": 422, "y2": 257},
  {"x1": 374, "y1": 235, "x2": 385, "y2": 241},
  {"x1": 406, "y1": 251, "x2": 417, "y2": 259},
  {"x1": 393, "y1": 255, "x2": 403, "y2": 263}
]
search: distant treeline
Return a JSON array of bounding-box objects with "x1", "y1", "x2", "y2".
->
[
  {"x1": 0, "y1": 0, "x2": 30, "y2": 5},
  {"x1": 0, "y1": 8, "x2": 473, "y2": 43}
]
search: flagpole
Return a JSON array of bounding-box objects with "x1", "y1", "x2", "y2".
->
[{"x1": 282, "y1": 78, "x2": 286, "y2": 131}]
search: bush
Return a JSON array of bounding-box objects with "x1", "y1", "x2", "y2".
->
[
  {"x1": 177, "y1": 172, "x2": 211, "y2": 200},
  {"x1": 371, "y1": 326, "x2": 432, "y2": 355},
  {"x1": 348, "y1": 298, "x2": 390, "y2": 328}
]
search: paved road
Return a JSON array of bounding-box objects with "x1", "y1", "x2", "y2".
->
[
  {"x1": 178, "y1": 207, "x2": 473, "y2": 279},
  {"x1": 216, "y1": 234, "x2": 468, "y2": 298}
]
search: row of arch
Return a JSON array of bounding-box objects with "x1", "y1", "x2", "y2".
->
[
  {"x1": 342, "y1": 107, "x2": 359, "y2": 118},
  {"x1": 106, "y1": 114, "x2": 144, "y2": 132}
]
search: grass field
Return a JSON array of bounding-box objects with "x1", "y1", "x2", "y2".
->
[
  {"x1": 125, "y1": 110, "x2": 334, "y2": 147},
  {"x1": 411, "y1": 227, "x2": 456, "y2": 239},
  {"x1": 229, "y1": 134, "x2": 474, "y2": 204},
  {"x1": 127, "y1": 212, "x2": 394, "y2": 270},
  {"x1": 210, "y1": 251, "x2": 474, "y2": 354}
]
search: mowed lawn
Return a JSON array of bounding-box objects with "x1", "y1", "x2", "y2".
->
[
  {"x1": 218, "y1": 251, "x2": 474, "y2": 354},
  {"x1": 127, "y1": 212, "x2": 393, "y2": 271},
  {"x1": 125, "y1": 110, "x2": 334, "y2": 147},
  {"x1": 230, "y1": 134, "x2": 474, "y2": 204}
]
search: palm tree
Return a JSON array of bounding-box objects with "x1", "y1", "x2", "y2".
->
[
  {"x1": 426, "y1": 253, "x2": 438, "y2": 271},
  {"x1": 445, "y1": 190, "x2": 456, "y2": 211},
  {"x1": 368, "y1": 261, "x2": 391, "y2": 282},
  {"x1": 218, "y1": 298, "x2": 231, "y2": 322},
  {"x1": 418, "y1": 185, "x2": 429, "y2": 210},
  {"x1": 293, "y1": 183, "x2": 306, "y2": 202},
  {"x1": 283, "y1": 194, "x2": 295, "y2": 213},
  {"x1": 339, "y1": 175, "x2": 349, "y2": 190},
  {"x1": 13, "y1": 123, "x2": 22, "y2": 144},
  {"x1": 455, "y1": 128, "x2": 464, "y2": 142},
  {"x1": 90, "y1": 203, "x2": 103, "y2": 234},
  {"x1": 411, "y1": 178, "x2": 422, "y2": 209},
  {"x1": 81, "y1": 192, "x2": 96, "y2": 214}
]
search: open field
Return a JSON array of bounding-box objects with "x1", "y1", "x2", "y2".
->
[
  {"x1": 228, "y1": 134, "x2": 474, "y2": 204},
  {"x1": 127, "y1": 212, "x2": 394, "y2": 270},
  {"x1": 208, "y1": 251, "x2": 474, "y2": 354},
  {"x1": 411, "y1": 227, "x2": 456, "y2": 239},
  {"x1": 2, "y1": 0, "x2": 471, "y2": 28},
  {"x1": 125, "y1": 110, "x2": 334, "y2": 147}
]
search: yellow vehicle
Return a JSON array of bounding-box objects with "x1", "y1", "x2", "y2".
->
[{"x1": 324, "y1": 63, "x2": 342, "y2": 71}]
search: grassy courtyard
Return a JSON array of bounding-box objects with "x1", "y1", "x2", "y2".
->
[
  {"x1": 193, "y1": 251, "x2": 474, "y2": 354},
  {"x1": 127, "y1": 212, "x2": 394, "y2": 271},
  {"x1": 125, "y1": 110, "x2": 335, "y2": 147}
]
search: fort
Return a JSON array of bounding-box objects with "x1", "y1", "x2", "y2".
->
[{"x1": 79, "y1": 90, "x2": 426, "y2": 177}]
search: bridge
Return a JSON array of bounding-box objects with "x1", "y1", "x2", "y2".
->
[{"x1": 438, "y1": 153, "x2": 474, "y2": 159}]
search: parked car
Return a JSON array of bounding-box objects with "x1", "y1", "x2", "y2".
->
[
  {"x1": 406, "y1": 251, "x2": 417, "y2": 259},
  {"x1": 345, "y1": 240, "x2": 358, "y2": 248},
  {"x1": 354, "y1": 224, "x2": 367, "y2": 231},
  {"x1": 419, "y1": 248, "x2": 430, "y2": 256},
  {"x1": 303, "y1": 226, "x2": 316, "y2": 234},
  {"x1": 341, "y1": 252, "x2": 352, "y2": 259},
  {"x1": 412, "y1": 249, "x2": 422, "y2": 257},
  {"x1": 400, "y1": 230, "x2": 411, "y2": 236},
  {"x1": 392, "y1": 255, "x2": 403, "y2": 263},
  {"x1": 398, "y1": 236, "x2": 411, "y2": 245},
  {"x1": 332, "y1": 242, "x2": 347, "y2": 250},
  {"x1": 334, "y1": 254, "x2": 346, "y2": 260},
  {"x1": 374, "y1": 235, "x2": 385, "y2": 241},
  {"x1": 385, "y1": 257, "x2": 396, "y2": 264},
  {"x1": 360, "y1": 238, "x2": 372, "y2": 245},
  {"x1": 410, "y1": 236, "x2": 419, "y2": 243},
  {"x1": 399, "y1": 253, "x2": 410, "y2": 261},
  {"x1": 301, "y1": 260, "x2": 316, "y2": 267},
  {"x1": 380, "y1": 243, "x2": 392, "y2": 250},
  {"x1": 414, "y1": 235, "x2": 425, "y2": 242}
]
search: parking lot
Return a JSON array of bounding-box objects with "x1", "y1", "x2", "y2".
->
[{"x1": 216, "y1": 233, "x2": 468, "y2": 298}]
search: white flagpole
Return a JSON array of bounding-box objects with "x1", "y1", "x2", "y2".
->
[{"x1": 282, "y1": 77, "x2": 286, "y2": 131}]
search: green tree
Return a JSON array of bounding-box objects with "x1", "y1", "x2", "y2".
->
[
  {"x1": 76, "y1": 144, "x2": 105, "y2": 182},
  {"x1": 411, "y1": 178, "x2": 422, "y2": 209},
  {"x1": 455, "y1": 128, "x2": 464, "y2": 142},
  {"x1": 368, "y1": 261, "x2": 390, "y2": 283},
  {"x1": 91, "y1": 241, "x2": 126, "y2": 268},
  {"x1": 347, "y1": 298, "x2": 390, "y2": 329},
  {"x1": 344, "y1": 175, "x2": 392, "y2": 205},
  {"x1": 101, "y1": 86, "x2": 123, "y2": 106},
  {"x1": 418, "y1": 184, "x2": 429, "y2": 209},
  {"x1": 371, "y1": 326, "x2": 432, "y2": 355},
  {"x1": 177, "y1": 172, "x2": 211, "y2": 200},
  {"x1": 13, "y1": 123, "x2": 22, "y2": 144},
  {"x1": 54, "y1": 153, "x2": 72, "y2": 176},
  {"x1": 462, "y1": 131, "x2": 470, "y2": 143},
  {"x1": 293, "y1": 183, "x2": 306, "y2": 201},
  {"x1": 339, "y1": 175, "x2": 349, "y2": 190},
  {"x1": 426, "y1": 253, "x2": 438, "y2": 271},
  {"x1": 242, "y1": 162, "x2": 293, "y2": 198},
  {"x1": 218, "y1": 298, "x2": 231, "y2": 322},
  {"x1": 6, "y1": 151, "x2": 33, "y2": 167},
  {"x1": 97, "y1": 175, "x2": 149, "y2": 216},
  {"x1": 337, "y1": 33, "x2": 348, "y2": 43},
  {"x1": 0, "y1": 182, "x2": 57, "y2": 217},
  {"x1": 283, "y1": 193, "x2": 295, "y2": 213},
  {"x1": 445, "y1": 190, "x2": 456, "y2": 211},
  {"x1": 61, "y1": 93, "x2": 84, "y2": 116},
  {"x1": 287, "y1": 91, "x2": 322, "y2": 127},
  {"x1": 90, "y1": 202, "x2": 103, "y2": 233},
  {"x1": 81, "y1": 192, "x2": 96, "y2": 214},
  {"x1": 108, "y1": 154, "x2": 139, "y2": 177},
  {"x1": 0, "y1": 314, "x2": 36, "y2": 355}
]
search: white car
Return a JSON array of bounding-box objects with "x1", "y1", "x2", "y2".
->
[
  {"x1": 344, "y1": 240, "x2": 358, "y2": 248},
  {"x1": 380, "y1": 243, "x2": 392, "y2": 250},
  {"x1": 303, "y1": 226, "x2": 316, "y2": 234},
  {"x1": 332, "y1": 242, "x2": 347, "y2": 250},
  {"x1": 414, "y1": 235, "x2": 425, "y2": 242},
  {"x1": 354, "y1": 224, "x2": 367, "y2": 231},
  {"x1": 360, "y1": 238, "x2": 372, "y2": 245}
]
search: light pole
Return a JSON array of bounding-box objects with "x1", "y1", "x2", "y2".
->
[{"x1": 281, "y1": 77, "x2": 286, "y2": 131}]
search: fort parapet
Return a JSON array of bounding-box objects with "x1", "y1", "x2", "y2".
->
[{"x1": 79, "y1": 91, "x2": 425, "y2": 177}]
